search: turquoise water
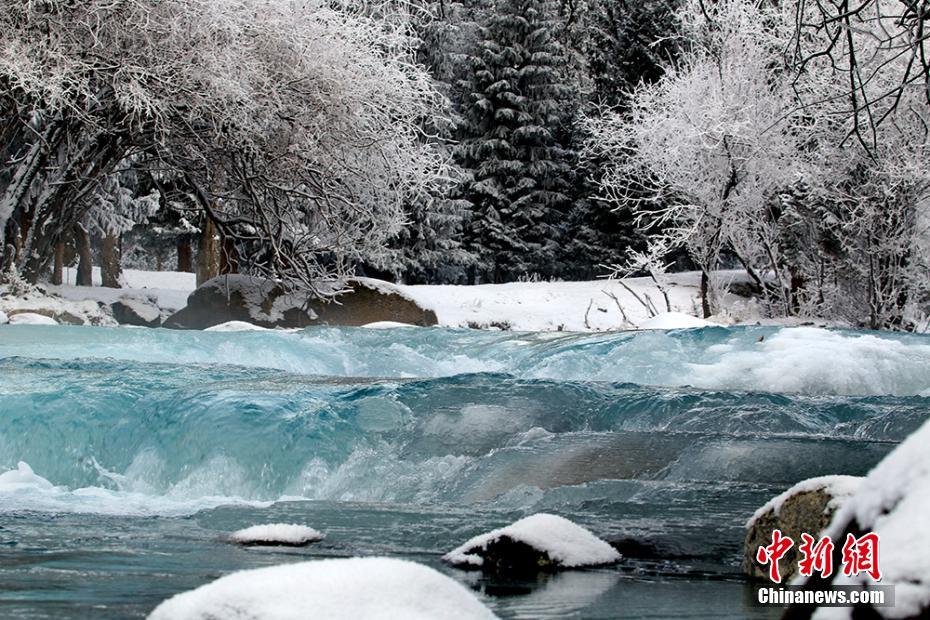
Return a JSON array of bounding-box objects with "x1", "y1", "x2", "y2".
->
[{"x1": 1, "y1": 325, "x2": 928, "y2": 618}]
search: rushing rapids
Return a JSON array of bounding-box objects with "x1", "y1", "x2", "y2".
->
[{"x1": 0, "y1": 324, "x2": 928, "y2": 618}]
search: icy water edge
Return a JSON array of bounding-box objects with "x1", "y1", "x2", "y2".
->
[{"x1": 1, "y1": 324, "x2": 929, "y2": 619}]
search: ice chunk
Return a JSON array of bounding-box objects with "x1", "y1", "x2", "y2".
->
[
  {"x1": 148, "y1": 557, "x2": 498, "y2": 620},
  {"x1": 230, "y1": 523, "x2": 323, "y2": 546},
  {"x1": 443, "y1": 513, "x2": 620, "y2": 569}
]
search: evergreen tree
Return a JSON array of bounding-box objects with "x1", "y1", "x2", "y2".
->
[{"x1": 457, "y1": 0, "x2": 576, "y2": 282}]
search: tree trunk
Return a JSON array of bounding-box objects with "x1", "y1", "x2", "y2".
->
[
  {"x1": 177, "y1": 236, "x2": 193, "y2": 272},
  {"x1": 700, "y1": 270, "x2": 712, "y2": 319},
  {"x1": 101, "y1": 232, "x2": 121, "y2": 288},
  {"x1": 196, "y1": 217, "x2": 220, "y2": 286},
  {"x1": 75, "y1": 226, "x2": 94, "y2": 287},
  {"x1": 52, "y1": 241, "x2": 65, "y2": 285}
]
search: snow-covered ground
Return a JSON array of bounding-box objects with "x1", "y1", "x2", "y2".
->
[{"x1": 0, "y1": 267, "x2": 768, "y2": 331}]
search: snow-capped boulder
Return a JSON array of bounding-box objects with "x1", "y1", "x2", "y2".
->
[
  {"x1": 111, "y1": 296, "x2": 162, "y2": 327},
  {"x1": 147, "y1": 557, "x2": 497, "y2": 620},
  {"x1": 0, "y1": 309, "x2": 7, "y2": 324},
  {"x1": 788, "y1": 419, "x2": 930, "y2": 619},
  {"x1": 7, "y1": 311, "x2": 59, "y2": 325},
  {"x1": 163, "y1": 275, "x2": 437, "y2": 330},
  {"x1": 229, "y1": 523, "x2": 323, "y2": 547},
  {"x1": 443, "y1": 513, "x2": 620, "y2": 574},
  {"x1": 743, "y1": 475, "x2": 862, "y2": 583}
]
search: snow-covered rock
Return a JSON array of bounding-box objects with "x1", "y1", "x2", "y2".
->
[
  {"x1": 111, "y1": 296, "x2": 162, "y2": 327},
  {"x1": 163, "y1": 275, "x2": 437, "y2": 330},
  {"x1": 230, "y1": 523, "x2": 323, "y2": 546},
  {"x1": 204, "y1": 320, "x2": 270, "y2": 332},
  {"x1": 0, "y1": 309, "x2": 7, "y2": 324},
  {"x1": 638, "y1": 311, "x2": 721, "y2": 330},
  {"x1": 794, "y1": 419, "x2": 930, "y2": 619},
  {"x1": 743, "y1": 475, "x2": 862, "y2": 582},
  {"x1": 148, "y1": 557, "x2": 498, "y2": 620},
  {"x1": 8, "y1": 312, "x2": 59, "y2": 325},
  {"x1": 443, "y1": 513, "x2": 620, "y2": 573}
]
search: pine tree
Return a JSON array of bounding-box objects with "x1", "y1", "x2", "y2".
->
[{"x1": 457, "y1": 0, "x2": 576, "y2": 282}]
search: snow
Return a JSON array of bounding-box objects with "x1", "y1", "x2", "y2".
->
[
  {"x1": 52, "y1": 267, "x2": 196, "y2": 313},
  {"x1": 807, "y1": 417, "x2": 930, "y2": 619},
  {"x1": 443, "y1": 513, "x2": 620, "y2": 569},
  {"x1": 116, "y1": 296, "x2": 161, "y2": 323},
  {"x1": 747, "y1": 475, "x2": 863, "y2": 528},
  {"x1": 0, "y1": 309, "x2": 6, "y2": 324},
  {"x1": 230, "y1": 523, "x2": 323, "y2": 546},
  {"x1": 8, "y1": 312, "x2": 59, "y2": 325},
  {"x1": 638, "y1": 311, "x2": 721, "y2": 329},
  {"x1": 147, "y1": 557, "x2": 498, "y2": 620},
  {"x1": 361, "y1": 321, "x2": 417, "y2": 329},
  {"x1": 204, "y1": 321, "x2": 270, "y2": 332},
  {"x1": 395, "y1": 274, "x2": 716, "y2": 332},
  {"x1": 0, "y1": 462, "x2": 54, "y2": 490}
]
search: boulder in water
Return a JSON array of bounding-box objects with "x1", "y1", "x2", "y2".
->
[
  {"x1": 785, "y1": 418, "x2": 930, "y2": 619},
  {"x1": 443, "y1": 513, "x2": 620, "y2": 574},
  {"x1": 7, "y1": 311, "x2": 59, "y2": 325},
  {"x1": 147, "y1": 557, "x2": 498, "y2": 620},
  {"x1": 111, "y1": 296, "x2": 162, "y2": 327},
  {"x1": 163, "y1": 275, "x2": 437, "y2": 330},
  {"x1": 743, "y1": 475, "x2": 862, "y2": 583}
]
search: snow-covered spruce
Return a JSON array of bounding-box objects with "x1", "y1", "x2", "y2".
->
[
  {"x1": 443, "y1": 513, "x2": 620, "y2": 573},
  {"x1": 791, "y1": 418, "x2": 930, "y2": 618},
  {"x1": 147, "y1": 557, "x2": 498, "y2": 620},
  {"x1": 229, "y1": 523, "x2": 323, "y2": 547},
  {"x1": 743, "y1": 475, "x2": 862, "y2": 582}
]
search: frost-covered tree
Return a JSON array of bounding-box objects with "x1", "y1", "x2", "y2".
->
[
  {"x1": 0, "y1": 0, "x2": 447, "y2": 294},
  {"x1": 587, "y1": 0, "x2": 930, "y2": 328},
  {"x1": 456, "y1": 0, "x2": 576, "y2": 282}
]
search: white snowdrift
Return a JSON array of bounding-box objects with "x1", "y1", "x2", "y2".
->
[
  {"x1": 8, "y1": 312, "x2": 58, "y2": 325},
  {"x1": 443, "y1": 513, "x2": 620, "y2": 569},
  {"x1": 805, "y1": 417, "x2": 930, "y2": 619},
  {"x1": 638, "y1": 311, "x2": 721, "y2": 330},
  {"x1": 747, "y1": 475, "x2": 863, "y2": 528},
  {"x1": 230, "y1": 523, "x2": 323, "y2": 546},
  {"x1": 148, "y1": 557, "x2": 498, "y2": 620},
  {"x1": 204, "y1": 320, "x2": 270, "y2": 332}
]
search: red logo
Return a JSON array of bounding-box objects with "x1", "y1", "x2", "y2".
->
[
  {"x1": 756, "y1": 529, "x2": 794, "y2": 583},
  {"x1": 757, "y1": 530, "x2": 882, "y2": 583}
]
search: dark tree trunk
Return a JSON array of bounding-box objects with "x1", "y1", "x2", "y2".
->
[
  {"x1": 75, "y1": 226, "x2": 93, "y2": 287},
  {"x1": 197, "y1": 217, "x2": 220, "y2": 286},
  {"x1": 177, "y1": 236, "x2": 193, "y2": 272},
  {"x1": 700, "y1": 270, "x2": 711, "y2": 319},
  {"x1": 101, "y1": 232, "x2": 121, "y2": 288},
  {"x1": 52, "y1": 241, "x2": 65, "y2": 285}
]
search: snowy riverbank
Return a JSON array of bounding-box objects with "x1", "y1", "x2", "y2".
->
[{"x1": 0, "y1": 267, "x2": 840, "y2": 332}]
